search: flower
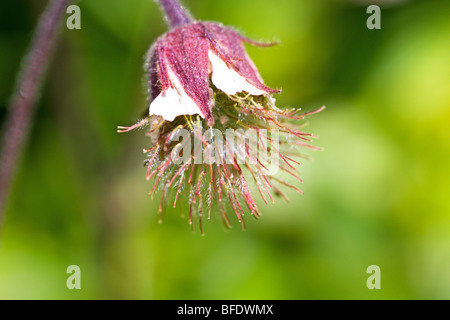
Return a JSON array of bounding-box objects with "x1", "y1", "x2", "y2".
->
[
  {"x1": 118, "y1": 0, "x2": 323, "y2": 233},
  {"x1": 146, "y1": 22, "x2": 280, "y2": 125}
]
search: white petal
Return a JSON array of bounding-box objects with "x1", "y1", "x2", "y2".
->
[
  {"x1": 208, "y1": 50, "x2": 266, "y2": 96},
  {"x1": 149, "y1": 68, "x2": 203, "y2": 121}
]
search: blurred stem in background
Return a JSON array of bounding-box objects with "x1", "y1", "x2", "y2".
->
[{"x1": 0, "y1": 0, "x2": 74, "y2": 222}]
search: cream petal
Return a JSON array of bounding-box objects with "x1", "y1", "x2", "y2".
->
[
  {"x1": 208, "y1": 50, "x2": 266, "y2": 96},
  {"x1": 149, "y1": 68, "x2": 204, "y2": 121}
]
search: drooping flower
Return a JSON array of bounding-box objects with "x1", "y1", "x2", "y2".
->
[
  {"x1": 118, "y1": 0, "x2": 323, "y2": 233},
  {"x1": 146, "y1": 21, "x2": 281, "y2": 125}
]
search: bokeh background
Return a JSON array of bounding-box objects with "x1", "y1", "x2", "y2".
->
[{"x1": 1, "y1": 0, "x2": 449, "y2": 299}]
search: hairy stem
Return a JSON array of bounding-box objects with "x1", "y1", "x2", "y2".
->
[
  {"x1": 0, "y1": 0, "x2": 73, "y2": 222},
  {"x1": 156, "y1": 0, "x2": 193, "y2": 29}
]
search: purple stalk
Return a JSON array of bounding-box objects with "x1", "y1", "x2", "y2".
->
[
  {"x1": 0, "y1": 0, "x2": 73, "y2": 222},
  {"x1": 156, "y1": 0, "x2": 193, "y2": 29}
]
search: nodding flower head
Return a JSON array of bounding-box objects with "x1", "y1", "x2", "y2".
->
[
  {"x1": 118, "y1": 0, "x2": 324, "y2": 234},
  {"x1": 146, "y1": 21, "x2": 280, "y2": 126}
]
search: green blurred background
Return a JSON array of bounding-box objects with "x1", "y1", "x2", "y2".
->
[{"x1": 1, "y1": 0, "x2": 449, "y2": 299}]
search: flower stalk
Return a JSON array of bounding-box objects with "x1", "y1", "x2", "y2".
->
[
  {"x1": 156, "y1": 0, "x2": 193, "y2": 29},
  {"x1": 0, "y1": 0, "x2": 74, "y2": 223}
]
